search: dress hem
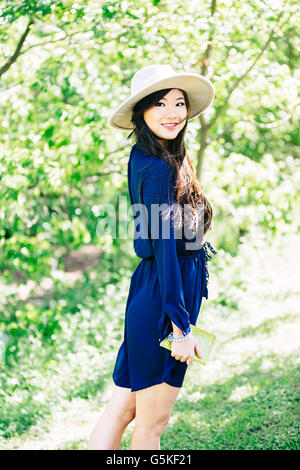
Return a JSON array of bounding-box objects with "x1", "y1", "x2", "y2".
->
[{"x1": 113, "y1": 377, "x2": 183, "y2": 393}]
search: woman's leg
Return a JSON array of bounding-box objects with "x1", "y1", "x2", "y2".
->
[
  {"x1": 130, "y1": 382, "x2": 181, "y2": 450},
  {"x1": 87, "y1": 385, "x2": 136, "y2": 450}
]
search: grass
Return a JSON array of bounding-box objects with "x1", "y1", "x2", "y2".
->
[
  {"x1": 1, "y1": 233, "x2": 299, "y2": 450},
  {"x1": 162, "y1": 357, "x2": 299, "y2": 450}
]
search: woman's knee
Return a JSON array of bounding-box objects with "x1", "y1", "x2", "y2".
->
[
  {"x1": 106, "y1": 402, "x2": 136, "y2": 425},
  {"x1": 135, "y1": 410, "x2": 171, "y2": 436},
  {"x1": 106, "y1": 386, "x2": 136, "y2": 425},
  {"x1": 121, "y1": 407, "x2": 136, "y2": 425},
  {"x1": 134, "y1": 420, "x2": 169, "y2": 438},
  {"x1": 153, "y1": 412, "x2": 171, "y2": 435},
  {"x1": 134, "y1": 382, "x2": 180, "y2": 434}
]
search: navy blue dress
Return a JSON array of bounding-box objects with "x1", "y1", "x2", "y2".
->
[{"x1": 112, "y1": 142, "x2": 216, "y2": 392}]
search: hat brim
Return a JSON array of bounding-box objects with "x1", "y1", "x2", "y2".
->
[{"x1": 108, "y1": 73, "x2": 214, "y2": 130}]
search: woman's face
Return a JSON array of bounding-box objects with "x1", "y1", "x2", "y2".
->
[{"x1": 143, "y1": 88, "x2": 187, "y2": 147}]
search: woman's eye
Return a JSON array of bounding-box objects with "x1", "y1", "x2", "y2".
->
[{"x1": 156, "y1": 102, "x2": 185, "y2": 106}]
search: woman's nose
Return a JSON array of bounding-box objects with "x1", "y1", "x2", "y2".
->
[{"x1": 164, "y1": 107, "x2": 180, "y2": 118}]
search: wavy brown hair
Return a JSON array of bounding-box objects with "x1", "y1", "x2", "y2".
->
[{"x1": 128, "y1": 88, "x2": 212, "y2": 237}]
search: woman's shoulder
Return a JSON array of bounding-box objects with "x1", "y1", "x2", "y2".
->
[{"x1": 132, "y1": 143, "x2": 171, "y2": 176}]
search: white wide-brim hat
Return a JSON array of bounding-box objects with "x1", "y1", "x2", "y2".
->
[{"x1": 108, "y1": 64, "x2": 215, "y2": 130}]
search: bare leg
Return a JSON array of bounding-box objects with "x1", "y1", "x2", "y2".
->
[
  {"x1": 130, "y1": 382, "x2": 181, "y2": 450},
  {"x1": 87, "y1": 385, "x2": 136, "y2": 450}
]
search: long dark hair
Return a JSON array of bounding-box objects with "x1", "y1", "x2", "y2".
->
[{"x1": 128, "y1": 88, "x2": 213, "y2": 236}]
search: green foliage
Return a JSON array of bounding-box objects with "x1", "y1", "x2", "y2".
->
[
  {"x1": 0, "y1": 0, "x2": 299, "y2": 449},
  {"x1": 207, "y1": 150, "x2": 300, "y2": 253},
  {"x1": 0, "y1": 263, "x2": 131, "y2": 440}
]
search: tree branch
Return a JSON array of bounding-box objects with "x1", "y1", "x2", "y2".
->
[
  {"x1": 201, "y1": 0, "x2": 217, "y2": 77},
  {"x1": 196, "y1": 0, "x2": 217, "y2": 181},
  {"x1": 19, "y1": 23, "x2": 132, "y2": 57},
  {"x1": 18, "y1": 29, "x2": 90, "y2": 56},
  {"x1": 208, "y1": 9, "x2": 293, "y2": 130},
  {"x1": 0, "y1": 17, "x2": 35, "y2": 78}
]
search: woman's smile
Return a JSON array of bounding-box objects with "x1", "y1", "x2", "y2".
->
[{"x1": 161, "y1": 123, "x2": 178, "y2": 130}]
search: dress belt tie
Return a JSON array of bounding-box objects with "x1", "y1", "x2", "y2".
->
[{"x1": 203, "y1": 241, "x2": 218, "y2": 286}]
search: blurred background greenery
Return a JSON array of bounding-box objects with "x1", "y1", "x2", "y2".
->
[{"x1": 0, "y1": 0, "x2": 299, "y2": 450}]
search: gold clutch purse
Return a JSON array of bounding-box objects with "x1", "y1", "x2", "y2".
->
[{"x1": 159, "y1": 323, "x2": 216, "y2": 366}]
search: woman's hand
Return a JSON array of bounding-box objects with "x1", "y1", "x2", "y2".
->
[{"x1": 171, "y1": 334, "x2": 203, "y2": 366}]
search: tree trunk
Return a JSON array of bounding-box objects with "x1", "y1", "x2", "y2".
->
[{"x1": 196, "y1": 116, "x2": 208, "y2": 181}]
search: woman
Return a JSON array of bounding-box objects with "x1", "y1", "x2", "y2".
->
[{"x1": 87, "y1": 64, "x2": 217, "y2": 450}]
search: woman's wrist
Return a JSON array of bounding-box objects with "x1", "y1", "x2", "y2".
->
[
  {"x1": 171, "y1": 322, "x2": 184, "y2": 337},
  {"x1": 171, "y1": 321, "x2": 191, "y2": 338},
  {"x1": 168, "y1": 331, "x2": 192, "y2": 343}
]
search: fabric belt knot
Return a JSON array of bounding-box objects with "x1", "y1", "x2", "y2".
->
[{"x1": 203, "y1": 241, "x2": 217, "y2": 286}]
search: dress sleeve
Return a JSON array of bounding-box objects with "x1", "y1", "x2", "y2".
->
[{"x1": 141, "y1": 158, "x2": 191, "y2": 341}]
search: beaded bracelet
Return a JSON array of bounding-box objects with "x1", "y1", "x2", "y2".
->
[{"x1": 167, "y1": 332, "x2": 192, "y2": 343}]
